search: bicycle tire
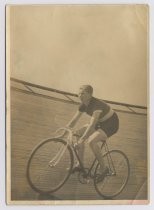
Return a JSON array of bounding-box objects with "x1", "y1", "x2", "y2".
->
[
  {"x1": 26, "y1": 138, "x2": 74, "y2": 194},
  {"x1": 94, "y1": 150, "x2": 130, "y2": 199}
]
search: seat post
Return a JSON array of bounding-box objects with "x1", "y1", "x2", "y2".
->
[
  {"x1": 100, "y1": 140, "x2": 106, "y2": 150},
  {"x1": 104, "y1": 140, "x2": 110, "y2": 153}
]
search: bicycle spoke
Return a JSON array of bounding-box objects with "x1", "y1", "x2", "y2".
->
[
  {"x1": 27, "y1": 138, "x2": 73, "y2": 193},
  {"x1": 94, "y1": 150, "x2": 130, "y2": 199}
]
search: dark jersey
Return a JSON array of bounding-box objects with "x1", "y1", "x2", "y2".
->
[{"x1": 78, "y1": 97, "x2": 111, "y2": 120}]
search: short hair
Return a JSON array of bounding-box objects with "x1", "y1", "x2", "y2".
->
[{"x1": 80, "y1": 85, "x2": 93, "y2": 95}]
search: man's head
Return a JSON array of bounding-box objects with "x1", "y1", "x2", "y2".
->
[{"x1": 78, "y1": 85, "x2": 93, "y2": 104}]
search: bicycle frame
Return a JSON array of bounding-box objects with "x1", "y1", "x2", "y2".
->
[
  {"x1": 72, "y1": 144, "x2": 97, "y2": 177},
  {"x1": 50, "y1": 127, "x2": 116, "y2": 177}
]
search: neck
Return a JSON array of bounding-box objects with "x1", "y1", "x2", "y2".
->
[{"x1": 83, "y1": 97, "x2": 92, "y2": 106}]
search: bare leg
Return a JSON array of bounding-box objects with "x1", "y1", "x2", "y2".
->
[
  {"x1": 74, "y1": 125, "x2": 88, "y2": 166},
  {"x1": 75, "y1": 136, "x2": 85, "y2": 166},
  {"x1": 88, "y1": 129, "x2": 107, "y2": 173},
  {"x1": 75, "y1": 124, "x2": 95, "y2": 166}
]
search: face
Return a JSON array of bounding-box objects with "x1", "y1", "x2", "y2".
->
[{"x1": 78, "y1": 88, "x2": 91, "y2": 104}]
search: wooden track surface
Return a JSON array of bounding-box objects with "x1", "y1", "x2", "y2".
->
[{"x1": 10, "y1": 90, "x2": 148, "y2": 201}]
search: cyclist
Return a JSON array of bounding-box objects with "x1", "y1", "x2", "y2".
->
[{"x1": 67, "y1": 85, "x2": 119, "y2": 180}]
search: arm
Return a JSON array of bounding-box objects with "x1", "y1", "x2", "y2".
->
[
  {"x1": 79, "y1": 110, "x2": 102, "y2": 142},
  {"x1": 66, "y1": 110, "x2": 83, "y2": 128}
]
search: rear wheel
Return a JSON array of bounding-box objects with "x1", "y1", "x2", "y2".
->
[
  {"x1": 94, "y1": 150, "x2": 130, "y2": 199},
  {"x1": 26, "y1": 138, "x2": 74, "y2": 194}
]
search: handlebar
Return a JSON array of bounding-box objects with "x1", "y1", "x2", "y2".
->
[
  {"x1": 55, "y1": 127, "x2": 80, "y2": 146},
  {"x1": 55, "y1": 126, "x2": 73, "y2": 136}
]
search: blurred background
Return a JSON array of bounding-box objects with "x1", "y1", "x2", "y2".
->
[{"x1": 9, "y1": 5, "x2": 148, "y2": 106}]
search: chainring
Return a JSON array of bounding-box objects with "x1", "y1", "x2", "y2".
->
[{"x1": 78, "y1": 168, "x2": 91, "y2": 184}]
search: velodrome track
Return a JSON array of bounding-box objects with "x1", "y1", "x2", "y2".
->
[{"x1": 10, "y1": 82, "x2": 147, "y2": 201}]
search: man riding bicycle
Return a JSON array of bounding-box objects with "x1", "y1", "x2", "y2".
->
[{"x1": 66, "y1": 85, "x2": 119, "y2": 180}]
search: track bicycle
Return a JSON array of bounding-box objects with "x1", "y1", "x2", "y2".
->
[{"x1": 26, "y1": 127, "x2": 130, "y2": 199}]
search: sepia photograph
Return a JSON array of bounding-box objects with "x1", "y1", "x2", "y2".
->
[{"x1": 6, "y1": 4, "x2": 148, "y2": 204}]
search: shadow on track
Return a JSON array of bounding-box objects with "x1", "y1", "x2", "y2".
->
[{"x1": 38, "y1": 193, "x2": 61, "y2": 200}]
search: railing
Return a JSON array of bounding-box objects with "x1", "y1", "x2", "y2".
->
[{"x1": 10, "y1": 77, "x2": 147, "y2": 116}]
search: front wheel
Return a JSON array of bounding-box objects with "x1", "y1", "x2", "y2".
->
[
  {"x1": 26, "y1": 138, "x2": 74, "y2": 194},
  {"x1": 94, "y1": 150, "x2": 130, "y2": 199}
]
